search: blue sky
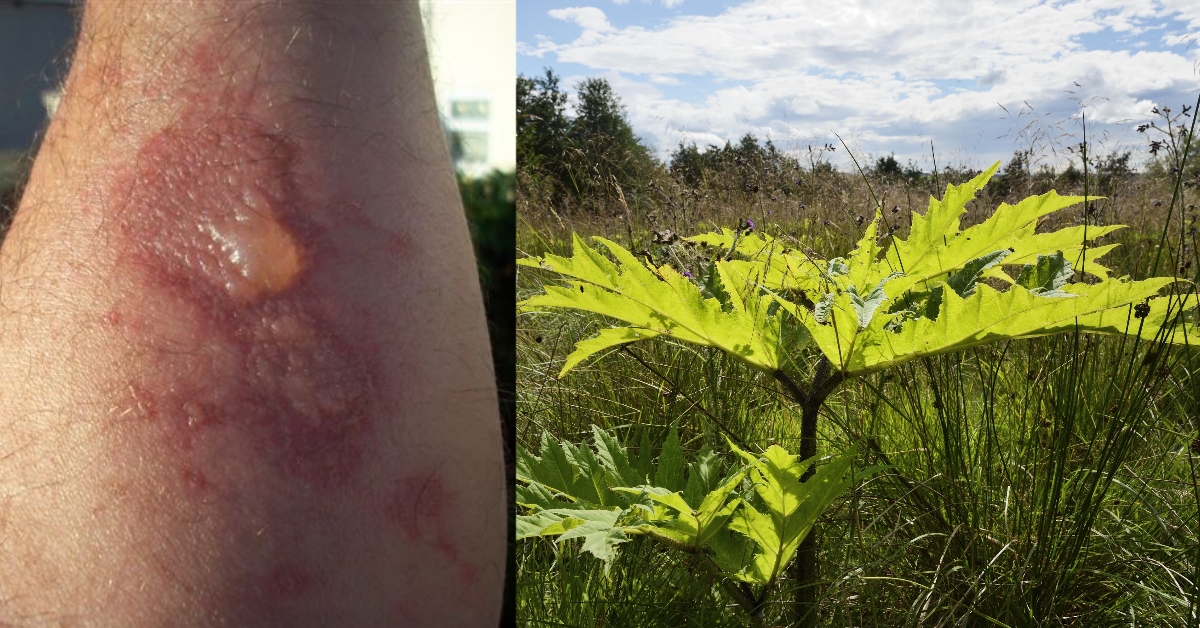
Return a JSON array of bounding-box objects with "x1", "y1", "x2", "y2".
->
[{"x1": 518, "y1": 0, "x2": 1200, "y2": 171}]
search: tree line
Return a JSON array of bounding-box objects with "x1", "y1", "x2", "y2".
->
[
  {"x1": 518, "y1": 68, "x2": 1194, "y2": 215},
  {"x1": 518, "y1": 69, "x2": 831, "y2": 212}
]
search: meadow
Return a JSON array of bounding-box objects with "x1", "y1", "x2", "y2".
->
[{"x1": 515, "y1": 101, "x2": 1200, "y2": 626}]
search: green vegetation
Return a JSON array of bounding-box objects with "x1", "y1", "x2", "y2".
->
[
  {"x1": 517, "y1": 87, "x2": 1200, "y2": 626},
  {"x1": 518, "y1": 69, "x2": 658, "y2": 213},
  {"x1": 519, "y1": 425, "x2": 860, "y2": 626}
]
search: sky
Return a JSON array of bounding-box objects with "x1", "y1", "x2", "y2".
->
[{"x1": 518, "y1": 0, "x2": 1200, "y2": 172}]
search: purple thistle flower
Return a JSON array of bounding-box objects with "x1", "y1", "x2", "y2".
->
[
  {"x1": 745, "y1": 219, "x2": 755, "y2": 232},
  {"x1": 682, "y1": 271, "x2": 694, "y2": 279}
]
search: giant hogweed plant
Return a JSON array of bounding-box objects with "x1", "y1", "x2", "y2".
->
[{"x1": 516, "y1": 161, "x2": 1199, "y2": 620}]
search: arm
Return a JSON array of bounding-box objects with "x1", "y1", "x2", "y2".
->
[{"x1": 0, "y1": 1, "x2": 504, "y2": 625}]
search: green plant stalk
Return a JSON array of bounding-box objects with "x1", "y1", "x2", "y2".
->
[{"x1": 775, "y1": 358, "x2": 844, "y2": 624}]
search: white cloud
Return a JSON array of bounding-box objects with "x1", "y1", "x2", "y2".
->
[
  {"x1": 525, "y1": 1, "x2": 1200, "y2": 166},
  {"x1": 548, "y1": 7, "x2": 615, "y2": 40},
  {"x1": 611, "y1": 0, "x2": 686, "y2": 7}
]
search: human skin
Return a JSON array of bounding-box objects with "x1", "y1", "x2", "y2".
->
[{"x1": 0, "y1": 1, "x2": 504, "y2": 626}]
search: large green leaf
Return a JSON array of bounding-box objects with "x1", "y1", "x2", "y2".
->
[
  {"x1": 720, "y1": 445, "x2": 856, "y2": 584},
  {"x1": 516, "y1": 426, "x2": 738, "y2": 566},
  {"x1": 873, "y1": 164, "x2": 997, "y2": 290},
  {"x1": 515, "y1": 426, "x2": 644, "y2": 567},
  {"x1": 689, "y1": 229, "x2": 830, "y2": 295},
  {"x1": 654, "y1": 423, "x2": 687, "y2": 493},
  {"x1": 756, "y1": 164, "x2": 1195, "y2": 374},
  {"x1": 614, "y1": 463, "x2": 748, "y2": 551},
  {"x1": 882, "y1": 170, "x2": 1101, "y2": 293},
  {"x1": 519, "y1": 234, "x2": 783, "y2": 375},
  {"x1": 988, "y1": 225, "x2": 1124, "y2": 283},
  {"x1": 517, "y1": 508, "x2": 630, "y2": 565},
  {"x1": 1037, "y1": 291, "x2": 1200, "y2": 345},
  {"x1": 683, "y1": 449, "x2": 723, "y2": 506},
  {"x1": 515, "y1": 428, "x2": 864, "y2": 587},
  {"x1": 558, "y1": 326, "x2": 661, "y2": 378},
  {"x1": 843, "y1": 276, "x2": 1180, "y2": 374},
  {"x1": 592, "y1": 425, "x2": 646, "y2": 488},
  {"x1": 516, "y1": 430, "x2": 618, "y2": 508}
]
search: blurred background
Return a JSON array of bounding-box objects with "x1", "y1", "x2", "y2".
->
[{"x1": 0, "y1": 0, "x2": 72, "y2": 229}]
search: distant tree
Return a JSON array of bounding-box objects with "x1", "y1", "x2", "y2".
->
[
  {"x1": 734, "y1": 133, "x2": 763, "y2": 162},
  {"x1": 669, "y1": 142, "x2": 709, "y2": 188},
  {"x1": 1057, "y1": 162, "x2": 1084, "y2": 187},
  {"x1": 991, "y1": 149, "x2": 1033, "y2": 198},
  {"x1": 1005, "y1": 149, "x2": 1032, "y2": 178},
  {"x1": 668, "y1": 134, "x2": 809, "y2": 199},
  {"x1": 572, "y1": 78, "x2": 633, "y2": 141},
  {"x1": 1093, "y1": 151, "x2": 1134, "y2": 194},
  {"x1": 517, "y1": 69, "x2": 571, "y2": 179},
  {"x1": 568, "y1": 77, "x2": 658, "y2": 202},
  {"x1": 874, "y1": 154, "x2": 904, "y2": 182},
  {"x1": 721, "y1": 134, "x2": 765, "y2": 195},
  {"x1": 902, "y1": 160, "x2": 925, "y2": 185}
]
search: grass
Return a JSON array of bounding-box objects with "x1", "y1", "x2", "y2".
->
[{"x1": 516, "y1": 140, "x2": 1200, "y2": 626}]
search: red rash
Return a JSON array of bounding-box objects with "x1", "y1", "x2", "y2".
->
[
  {"x1": 385, "y1": 472, "x2": 479, "y2": 586},
  {"x1": 387, "y1": 473, "x2": 452, "y2": 543},
  {"x1": 260, "y1": 562, "x2": 316, "y2": 598},
  {"x1": 104, "y1": 108, "x2": 379, "y2": 490}
]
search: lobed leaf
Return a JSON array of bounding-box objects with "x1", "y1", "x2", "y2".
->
[
  {"x1": 516, "y1": 429, "x2": 865, "y2": 585},
  {"x1": 592, "y1": 424, "x2": 646, "y2": 488},
  {"x1": 615, "y1": 462, "x2": 749, "y2": 551},
  {"x1": 520, "y1": 234, "x2": 783, "y2": 375},
  {"x1": 884, "y1": 167, "x2": 1090, "y2": 293},
  {"x1": 847, "y1": 276, "x2": 1179, "y2": 374},
  {"x1": 518, "y1": 508, "x2": 630, "y2": 566},
  {"x1": 689, "y1": 229, "x2": 829, "y2": 294},
  {"x1": 654, "y1": 424, "x2": 687, "y2": 493},
  {"x1": 1037, "y1": 291, "x2": 1199, "y2": 345},
  {"x1": 1016, "y1": 251, "x2": 1073, "y2": 294},
  {"x1": 516, "y1": 426, "x2": 745, "y2": 568},
  {"x1": 722, "y1": 445, "x2": 856, "y2": 584}
]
